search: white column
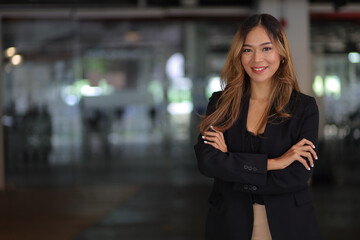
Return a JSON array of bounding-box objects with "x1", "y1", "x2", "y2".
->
[
  {"x1": 257, "y1": 0, "x2": 313, "y2": 95},
  {"x1": 185, "y1": 22, "x2": 208, "y2": 143}
]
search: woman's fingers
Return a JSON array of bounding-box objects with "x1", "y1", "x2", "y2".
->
[
  {"x1": 210, "y1": 125, "x2": 218, "y2": 132},
  {"x1": 276, "y1": 138, "x2": 317, "y2": 171},
  {"x1": 203, "y1": 127, "x2": 228, "y2": 152},
  {"x1": 203, "y1": 131, "x2": 219, "y2": 138},
  {"x1": 301, "y1": 151, "x2": 314, "y2": 168},
  {"x1": 296, "y1": 138, "x2": 318, "y2": 168},
  {"x1": 298, "y1": 157, "x2": 311, "y2": 171},
  {"x1": 203, "y1": 137, "x2": 226, "y2": 152},
  {"x1": 204, "y1": 140, "x2": 218, "y2": 149},
  {"x1": 299, "y1": 145, "x2": 318, "y2": 161},
  {"x1": 203, "y1": 133, "x2": 219, "y2": 143},
  {"x1": 298, "y1": 138, "x2": 316, "y2": 149},
  {"x1": 293, "y1": 147, "x2": 314, "y2": 169},
  {"x1": 203, "y1": 130, "x2": 224, "y2": 142},
  {"x1": 203, "y1": 132, "x2": 223, "y2": 144}
]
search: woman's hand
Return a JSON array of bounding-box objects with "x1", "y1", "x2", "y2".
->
[
  {"x1": 203, "y1": 126, "x2": 228, "y2": 152},
  {"x1": 268, "y1": 138, "x2": 318, "y2": 171}
]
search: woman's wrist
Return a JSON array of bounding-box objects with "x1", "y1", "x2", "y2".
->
[
  {"x1": 267, "y1": 158, "x2": 274, "y2": 170},
  {"x1": 267, "y1": 158, "x2": 280, "y2": 170}
]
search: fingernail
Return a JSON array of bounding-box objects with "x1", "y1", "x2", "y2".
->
[
  {"x1": 311, "y1": 164, "x2": 314, "y2": 167},
  {"x1": 204, "y1": 141, "x2": 208, "y2": 143},
  {"x1": 308, "y1": 167, "x2": 311, "y2": 171},
  {"x1": 202, "y1": 136, "x2": 205, "y2": 139},
  {"x1": 313, "y1": 145, "x2": 315, "y2": 148},
  {"x1": 315, "y1": 156, "x2": 318, "y2": 160}
]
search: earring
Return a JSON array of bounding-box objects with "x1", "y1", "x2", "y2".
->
[{"x1": 281, "y1": 58, "x2": 285, "y2": 64}]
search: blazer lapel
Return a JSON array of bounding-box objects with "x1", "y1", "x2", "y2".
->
[
  {"x1": 260, "y1": 91, "x2": 297, "y2": 154},
  {"x1": 226, "y1": 95, "x2": 250, "y2": 153},
  {"x1": 226, "y1": 91, "x2": 298, "y2": 154}
]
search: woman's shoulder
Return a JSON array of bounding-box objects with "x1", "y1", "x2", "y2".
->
[
  {"x1": 210, "y1": 90, "x2": 223, "y2": 99},
  {"x1": 204, "y1": 91, "x2": 223, "y2": 115},
  {"x1": 208, "y1": 91, "x2": 223, "y2": 104},
  {"x1": 290, "y1": 90, "x2": 318, "y2": 112},
  {"x1": 292, "y1": 91, "x2": 315, "y2": 102}
]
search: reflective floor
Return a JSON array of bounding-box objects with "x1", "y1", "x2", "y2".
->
[{"x1": 2, "y1": 139, "x2": 360, "y2": 240}]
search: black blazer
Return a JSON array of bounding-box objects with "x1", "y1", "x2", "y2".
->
[{"x1": 194, "y1": 91, "x2": 322, "y2": 240}]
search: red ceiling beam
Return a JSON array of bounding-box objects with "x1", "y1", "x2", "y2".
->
[{"x1": 311, "y1": 12, "x2": 360, "y2": 21}]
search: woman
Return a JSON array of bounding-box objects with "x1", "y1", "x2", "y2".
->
[{"x1": 194, "y1": 14, "x2": 322, "y2": 240}]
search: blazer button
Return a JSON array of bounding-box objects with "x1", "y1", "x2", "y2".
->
[
  {"x1": 244, "y1": 184, "x2": 249, "y2": 190},
  {"x1": 248, "y1": 166, "x2": 253, "y2": 171},
  {"x1": 244, "y1": 165, "x2": 248, "y2": 170},
  {"x1": 253, "y1": 167, "x2": 258, "y2": 172},
  {"x1": 252, "y1": 186, "x2": 257, "y2": 191}
]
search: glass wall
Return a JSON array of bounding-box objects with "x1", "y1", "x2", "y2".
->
[
  {"x1": 3, "y1": 19, "x2": 78, "y2": 170},
  {"x1": 3, "y1": 14, "x2": 360, "y2": 186},
  {"x1": 1, "y1": 16, "x2": 239, "y2": 180},
  {"x1": 311, "y1": 20, "x2": 360, "y2": 185}
]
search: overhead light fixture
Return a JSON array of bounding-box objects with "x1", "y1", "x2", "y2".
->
[
  {"x1": 312, "y1": 75, "x2": 324, "y2": 97},
  {"x1": 11, "y1": 54, "x2": 23, "y2": 65},
  {"x1": 6, "y1": 47, "x2": 16, "y2": 58},
  {"x1": 324, "y1": 75, "x2": 341, "y2": 98},
  {"x1": 348, "y1": 52, "x2": 360, "y2": 63}
]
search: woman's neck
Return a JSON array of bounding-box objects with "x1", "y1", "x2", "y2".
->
[{"x1": 250, "y1": 81, "x2": 272, "y2": 102}]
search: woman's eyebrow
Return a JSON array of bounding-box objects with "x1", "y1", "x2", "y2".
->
[{"x1": 243, "y1": 42, "x2": 272, "y2": 47}]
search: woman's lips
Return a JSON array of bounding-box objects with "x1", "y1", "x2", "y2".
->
[{"x1": 251, "y1": 66, "x2": 268, "y2": 73}]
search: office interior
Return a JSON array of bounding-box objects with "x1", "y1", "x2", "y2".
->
[{"x1": 0, "y1": 0, "x2": 360, "y2": 239}]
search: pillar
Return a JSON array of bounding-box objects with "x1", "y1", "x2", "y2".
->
[
  {"x1": 184, "y1": 22, "x2": 208, "y2": 144},
  {"x1": 257, "y1": 0, "x2": 313, "y2": 95}
]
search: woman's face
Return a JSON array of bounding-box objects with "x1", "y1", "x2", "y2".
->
[{"x1": 241, "y1": 26, "x2": 281, "y2": 85}]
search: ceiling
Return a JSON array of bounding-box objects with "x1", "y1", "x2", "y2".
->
[
  {"x1": 0, "y1": 0, "x2": 359, "y2": 8},
  {"x1": 0, "y1": 0, "x2": 255, "y2": 8}
]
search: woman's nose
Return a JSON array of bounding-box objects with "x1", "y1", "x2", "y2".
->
[{"x1": 254, "y1": 51, "x2": 263, "y2": 62}]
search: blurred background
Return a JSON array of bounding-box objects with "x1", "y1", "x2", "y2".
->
[{"x1": 0, "y1": 0, "x2": 360, "y2": 239}]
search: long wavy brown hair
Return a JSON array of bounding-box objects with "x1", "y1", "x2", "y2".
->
[{"x1": 200, "y1": 13, "x2": 300, "y2": 135}]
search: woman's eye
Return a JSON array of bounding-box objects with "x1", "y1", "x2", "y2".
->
[
  {"x1": 263, "y1": 47, "x2": 272, "y2": 51},
  {"x1": 243, "y1": 49, "x2": 251, "y2": 53}
]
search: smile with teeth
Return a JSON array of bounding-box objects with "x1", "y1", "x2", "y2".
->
[{"x1": 252, "y1": 67, "x2": 267, "y2": 71}]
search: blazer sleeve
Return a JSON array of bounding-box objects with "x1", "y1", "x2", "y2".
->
[
  {"x1": 194, "y1": 92, "x2": 269, "y2": 186},
  {"x1": 234, "y1": 96, "x2": 320, "y2": 194}
]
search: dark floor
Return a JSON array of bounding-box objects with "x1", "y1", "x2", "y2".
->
[{"x1": 2, "y1": 139, "x2": 360, "y2": 240}]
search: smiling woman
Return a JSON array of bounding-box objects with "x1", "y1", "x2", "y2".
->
[
  {"x1": 241, "y1": 27, "x2": 281, "y2": 86},
  {"x1": 194, "y1": 14, "x2": 322, "y2": 240}
]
